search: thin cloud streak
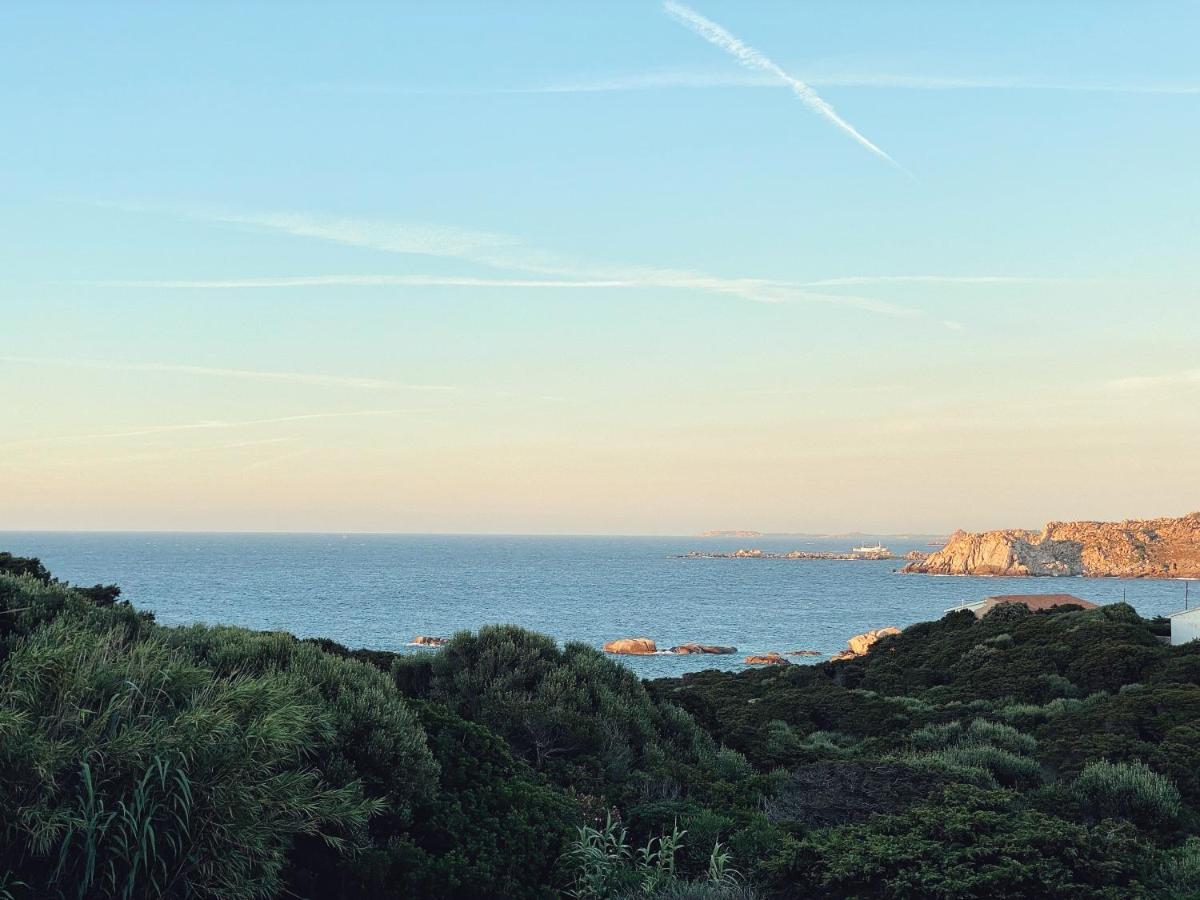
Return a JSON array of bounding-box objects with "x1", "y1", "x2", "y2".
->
[
  {"x1": 0, "y1": 410, "x2": 413, "y2": 451},
  {"x1": 110, "y1": 207, "x2": 974, "y2": 326},
  {"x1": 661, "y1": 1, "x2": 906, "y2": 173},
  {"x1": 508, "y1": 70, "x2": 1200, "y2": 95},
  {"x1": 0, "y1": 355, "x2": 454, "y2": 392},
  {"x1": 1108, "y1": 370, "x2": 1200, "y2": 391},
  {"x1": 801, "y1": 275, "x2": 1081, "y2": 287},
  {"x1": 82, "y1": 275, "x2": 643, "y2": 290},
  {"x1": 84, "y1": 270, "x2": 923, "y2": 318}
]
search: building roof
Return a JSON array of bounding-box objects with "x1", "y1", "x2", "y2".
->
[
  {"x1": 1167, "y1": 607, "x2": 1200, "y2": 619},
  {"x1": 948, "y1": 593, "x2": 1098, "y2": 618}
]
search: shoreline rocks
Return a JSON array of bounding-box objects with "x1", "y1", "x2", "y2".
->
[
  {"x1": 408, "y1": 635, "x2": 448, "y2": 647},
  {"x1": 829, "y1": 627, "x2": 900, "y2": 662},
  {"x1": 902, "y1": 512, "x2": 1200, "y2": 578},
  {"x1": 744, "y1": 652, "x2": 790, "y2": 666},
  {"x1": 669, "y1": 643, "x2": 737, "y2": 655},
  {"x1": 603, "y1": 638, "x2": 738, "y2": 655},
  {"x1": 603, "y1": 637, "x2": 658, "y2": 655},
  {"x1": 681, "y1": 548, "x2": 895, "y2": 561}
]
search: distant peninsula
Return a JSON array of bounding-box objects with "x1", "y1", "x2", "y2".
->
[{"x1": 903, "y1": 512, "x2": 1200, "y2": 578}]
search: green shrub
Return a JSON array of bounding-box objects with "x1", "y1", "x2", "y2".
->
[
  {"x1": 1074, "y1": 760, "x2": 1182, "y2": 827},
  {"x1": 907, "y1": 746, "x2": 1042, "y2": 789},
  {"x1": 0, "y1": 617, "x2": 380, "y2": 900},
  {"x1": 769, "y1": 786, "x2": 1149, "y2": 899},
  {"x1": 1153, "y1": 837, "x2": 1200, "y2": 898},
  {"x1": 911, "y1": 718, "x2": 1035, "y2": 756}
]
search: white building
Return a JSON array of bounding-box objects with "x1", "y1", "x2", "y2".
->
[{"x1": 1168, "y1": 607, "x2": 1200, "y2": 646}]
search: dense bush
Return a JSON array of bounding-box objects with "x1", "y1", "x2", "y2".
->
[
  {"x1": 0, "y1": 590, "x2": 380, "y2": 899},
  {"x1": 767, "y1": 786, "x2": 1151, "y2": 899},
  {"x1": 1073, "y1": 760, "x2": 1182, "y2": 828}
]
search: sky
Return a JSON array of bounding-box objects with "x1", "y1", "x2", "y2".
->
[{"x1": 2, "y1": 1, "x2": 1198, "y2": 535}]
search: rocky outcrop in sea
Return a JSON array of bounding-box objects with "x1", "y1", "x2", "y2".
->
[{"x1": 902, "y1": 512, "x2": 1200, "y2": 578}]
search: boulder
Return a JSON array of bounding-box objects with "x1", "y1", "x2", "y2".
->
[
  {"x1": 603, "y1": 637, "x2": 658, "y2": 655},
  {"x1": 744, "y1": 652, "x2": 790, "y2": 666},
  {"x1": 408, "y1": 635, "x2": 447, "y2": 647},
  {"x1": 829, "y1": 627, "x2": 900, "y2": 662},
  {"x1": 786, "y1": 649, "x2": 824, "y2": 657},
  {"x1": 846, "y1": 627, "x2": 900, "y2": 657},
  {"x1": 670, "y1": 643, "x2": 737, "y2": 654}
]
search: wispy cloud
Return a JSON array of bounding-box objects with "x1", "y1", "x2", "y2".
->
[
  {"x1": 507, "y1": 69, "x2": 1200, "y2": 96},
  {"x1": 661, "y1": 1, "x2": 905, "y2": 173},
  {"x1": 79, "y1": 275, "x2": 644, "y2": 290},
  {"x1": 1108, "y1": 370, "x2": 1200, "y2": 391},
  {"x1": 94, "y1": 207, "x2": 932, "y2": 320},
  {"x1": 98, "y1": 207, "x2": 1004, "y2": 330},
  {"x1": 83, "y1": 269, "x2": 923, "y2": 319},
  {"x1": 0, "y1": 356, "x2": 454, "y2": 392},
  {"x1": 800, "y1": 275, "x2": 1081, "y2": 287},
  {"x1": 0, "y1": 410, "x2": 412, "y2": 451}
]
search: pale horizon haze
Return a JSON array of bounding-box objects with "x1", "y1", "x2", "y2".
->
[{"x1": 2, "y1": 2, "x2": 1198, "y2": 535}]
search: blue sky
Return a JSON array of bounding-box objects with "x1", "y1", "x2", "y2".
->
[{"x1": 2, "y1": 2, "x2": 1198, "y2": 533}]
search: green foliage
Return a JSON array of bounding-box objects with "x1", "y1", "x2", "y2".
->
[
  {"x1": 0, "y1": 605, "x2": 380, "y2": 899},
  {"x1": 566, "y1": 814, "x2": 750, "y2": 900},
  {"x1": 1153, "y1": 838, "x2": 1200, "y2": 899},
  {"x1": 399, "y1": 624, "x2": 742, "y2": 807},
  {"x1": 768, "y1": 786, "x2": 1150, "y2": 899},
  {"x1": 8, "y1": 551, "x2": 1200, "y2": 899},
  {"x1": 1073, "y1": 760, "x2": 1182, "y2": 828}
]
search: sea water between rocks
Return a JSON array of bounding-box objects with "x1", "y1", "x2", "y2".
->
[{"x1": 3, "y1": 532, "x2": 1192, "y2": 677}]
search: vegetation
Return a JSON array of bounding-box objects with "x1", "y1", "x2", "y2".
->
[{"x1": 3, "y1": 553, "x2": 1200, "y2": 897}]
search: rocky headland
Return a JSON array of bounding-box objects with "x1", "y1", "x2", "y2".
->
[{"x1": 902, "y1": 512, "x2": 1200, "y2": 578}]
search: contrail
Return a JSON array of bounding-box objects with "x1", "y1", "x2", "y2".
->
[{"x1": 662, "y1": 1, "x2": 906, "y2": 173}]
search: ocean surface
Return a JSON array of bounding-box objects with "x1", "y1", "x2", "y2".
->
[{"x1": 3, "y1": 532, "x2": 1194, "y2": 677}]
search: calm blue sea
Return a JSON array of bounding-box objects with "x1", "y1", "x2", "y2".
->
[{"x1": 2, "y1": 532, "x2": 1193, "y2": 677}]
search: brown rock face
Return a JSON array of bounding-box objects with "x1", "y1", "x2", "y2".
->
[
  {"x1": 744, "y1": 652, "x2": 790, "y2": 665},
  {"x1": 830, "y1": 627, "x2": 901, "y2": 662},
  {"x1": 902, "y1": 513, "x2": 1200, "y2": 578},
  {"x1": 409, "y1": 635, "x2": 447, "y2": 647},
  {"x1": 846, "y1": 627, "x2": 901, "y2": 656},
  {"x1": 670, "y1": 643, "x2": 737, "y2": 654},
  {"x1": 603, "y1": 637, "x2": 658, "y2": 655}
]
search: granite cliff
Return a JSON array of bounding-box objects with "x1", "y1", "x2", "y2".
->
[{"x1": 902, "y1": 512, "x2": 1200, "y2": 578}]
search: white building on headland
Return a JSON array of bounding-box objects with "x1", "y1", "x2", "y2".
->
[{"x1": 1168, "y1": 607, "x2": 1200, "y2": 646}]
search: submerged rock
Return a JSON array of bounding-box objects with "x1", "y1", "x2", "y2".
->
[
  {"x1": 603, "y1": 637, "x2": 658, "y2": 655},
  {"x1": 408, "y1": 635, "x2": 448, "y2": 647},
  {"x1": 670, "y1": 643, "x2": 737, "y2": 654},
  {"x1": 785, "y1": 649, "x2": 824, "y2": 657},
  {"x1": 744, "y1": 652, "x2": 790, "y2": 666}
]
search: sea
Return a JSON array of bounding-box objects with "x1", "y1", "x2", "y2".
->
[{"x1": 2, "y1": 532, "x2": 1194, "y2": 677}]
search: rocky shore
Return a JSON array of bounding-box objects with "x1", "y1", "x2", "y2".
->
[
  {"x1": 903, "y1": 512, "x2": 1200, "y2": 578},
  {"x1": 681, "y1": 548, "x2": 895, "y2": 561}
]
